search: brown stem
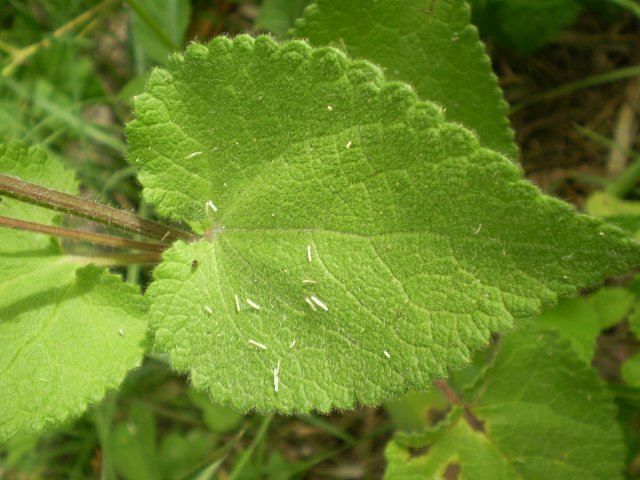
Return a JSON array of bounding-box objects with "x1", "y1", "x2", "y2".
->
[
  {"x1": 434, "y1": 379, "x2": 485, "y2": 432},
  {"x1": 0, "y1": 174, "x2": 198, "y2": 243},
  {"x1": 0, "y1": 215, "x2": 167, "y2": 252}
]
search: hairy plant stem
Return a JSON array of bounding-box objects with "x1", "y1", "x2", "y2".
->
[
  {"x1": 434, "y1": 380, "x2": 485, "y2": 432},
  {"x1": 0, "y1": 215, "x2": 167, "y2": 252},
  {"x1": 0, "y1": 174, "x2": 198, "y2": 243}
]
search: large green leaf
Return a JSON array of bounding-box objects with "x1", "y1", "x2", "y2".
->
[
  {"x1": 0, "y1": 142, "x2": 148, "y2": 442},
  {"x1": 384, "y1": 325, "x2": 625, "y2": 479},
  {"x1": 127, "y1": 35, "x2": 639, "y2": 412},
  {"x1": 293, "y1": 0, "x2": 518, "y2": 159}
]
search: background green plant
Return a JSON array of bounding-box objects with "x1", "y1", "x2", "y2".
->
[{"x1": 1, "y1": 1, "x2": 640, "y2": 478}]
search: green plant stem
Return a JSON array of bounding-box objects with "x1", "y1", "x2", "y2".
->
[
  {"x1": 228, "y1": 413, "x2": 275, "y2": 480},
  {"x1": 434, "y1": 380, "x2": 485, "y2": 432},
  {"x1": 0, "y1": 215, "x2": 167, "y2": 252},
  {"x1": 511, "y1": 64, "x2": 640, "y2": 114},
  {"x1": 0, "y1": 174, "x2": 198, "y2": 243},
  {"x1": 574, "y1": 124, "x2": 640, "y2": 197},
  {"x1": 1, "y1": 0, "x2": 118, "y2": 77}
]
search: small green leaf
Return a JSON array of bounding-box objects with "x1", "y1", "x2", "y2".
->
[
  {"x1": 469, "y1": 0, "x2": 583, "y2": 54},
  {"x1": 537, "y1": 297, "x2": 601, "y2": 363},
  {"x1": 590, "y1": 286, "x2": 636, "y2": 329},
  {"x1": 622, "y1": 353, "x2": 640, "y2": 388},
  {"x1": 0, "y1": 142, "x2": 148, "y2": 442},
  {"x1": 293, "y1": 0, "x2": 517, "y2": 158},
  {"x1": 127, "y1": 36, "x2": 639, "y2": 412},
  {"x1": 256, "y1": 0, "x2": 315, "y2": 38},
  {"x1": 384, "y1": 324, "x2": 625, "y2": 479},
  {"x1": 131, "y1": 0, "x2": 192, "y2": 66},
  {"x1": 188, "y1": 388, "x2": 244, "y2": 433}
]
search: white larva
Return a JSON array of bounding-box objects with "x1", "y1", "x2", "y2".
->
[
  {"x1": 307, "y1": 245, "x2": 312, "y2": 262},
  {"x1": 273, "y1": 360, "x2": 281, "y2": 393},
  {"x1": 304, "y1": 297, "x2": 317, "y2": 311},
  {"x1": 205, "y1": 200, "x2": 218, "y2": 214},
  {"x1": 184, "y1": 151, "x2": 202, "y2": 159},
  {"x1": 346, "y1": 140, "x2": 352, "y2": 149},
  {"x1": 310, "y1": 296, "x2": 328, "y2": 311},
  {"x1": 204, "y1": 305, "x2": 213, "y2": 315},
  {"x1": 384, "y1": 350, "x2": 391, "y2": 359},
  {"x1": 234, "y1": 294, "x2": 241, "y2": 312},
  {"x1": 246, "y1": 298, "x2": 261, "y2": 310},
  {"x1": 248, "y1": 339, "x2": 267, "y2": 350},
  {"x1": 302, "y1": 279, "x2": 317, "y2": 285}
]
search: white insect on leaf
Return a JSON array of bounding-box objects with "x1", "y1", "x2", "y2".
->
[
  {"x1": 204, "y1": 305, "x2": 213, "y2": 315},
  {"x1": 346, "y1": 140, "x2": 352, "y2": 149},
  {"x1": 302, "y1": 279, "x2": 317, "y2": 285},
  {"x1": 307, "y1": 245, "x2": 312, "y2": 262},
  {"x1": 327, "y1": 105, "x2": 333, "y2": 111},
  {"x1": 310, "y1": 296, "x2": 329, "y2": 311},
  {"x1": 273, "y1": 360, "x2": 281, "y2": 393},
  {"x1": 118, "y1": 328, "x2": 125, "y2": 337},
  {"x1": 184, "y1": 151, "x2": 203, "y2": 160},
  {"x1": 248, "y1": 339, "x2": 267, "y2": 350},
  {"x1": 205, "y1": 200, "x2": 218, "y2": 214},
  {"x1": 304, "y1": 297, "x2": 317, "y2": 311},
  {"x1": 384, "y1": 350, "x2": 391, "y2": 359},
  {"x1": 234, "y1": 294, "x2": 241, "y2": 312},
  {"x1": 246, "y1": 298, "x2": 261, "y2": 310},
  {"x1": 289, "y1": 339, "x2": 296, "y2": 349}
]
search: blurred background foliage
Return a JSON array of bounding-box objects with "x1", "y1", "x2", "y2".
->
[{"x1": 1, "y1": 0, "x2": 640, "y2": 479}]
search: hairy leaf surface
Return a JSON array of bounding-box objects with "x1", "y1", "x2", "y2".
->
[
  {"x1": 293, "y1": 0, "x2": 517, "y2": 158},
  {"x1": 127, "y1": 35, "x2": 639, "y2": 412},
  {"x1": 0, "y1": 142, "x2": 148, "y2": 442},
  {"x1": 384, "y1": 325, "x2": 625, "y2": 479}
]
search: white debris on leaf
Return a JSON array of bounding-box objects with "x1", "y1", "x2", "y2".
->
[
  {"x1": 248, "y1": 339, "x2": 267, "y2": 350},
  {"x1": 273, "y1": 360, "x2": 281, "y2": 393},
  {"x1": 234, "y1": 295, "x2": 241, "y2": 312},
  {"x1": 307, "y1": 245, "x2": 312, "y2": 262},
  {"x1": 205, "y1": 200, "x2": 218, "y2": 214},
  {"x1": 246, "y1": 298, "x2": 261, "y2": 310},
  {"x1": 310, "y1": 296, "x2": 328, "y2": 311},
  {"x1": 304, "y1": 297, "x2": 317, "y2": 311},
  {"x1": 184, "y1": 151, "x2": 202, "y2": 159},
  {"x1": 204, "y1": 305, "x2": 213, "y2": 315}
]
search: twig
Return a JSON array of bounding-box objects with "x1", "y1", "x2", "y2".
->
[
  {"x1": 0, "y1": 215, "x2": 167, "y2": 252},
  {"x1": 2, "y1": 0, "x2": 119, "y2": 77},
  {"x1": 0, "y1": 174, "x2": 198, "y2": 243},
  {"x1": 510, "y1": 64, "x2": 640, "y2": 114},
  {"x1": 434, "y1": 379, "x2": 485, "y2": 432}
]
